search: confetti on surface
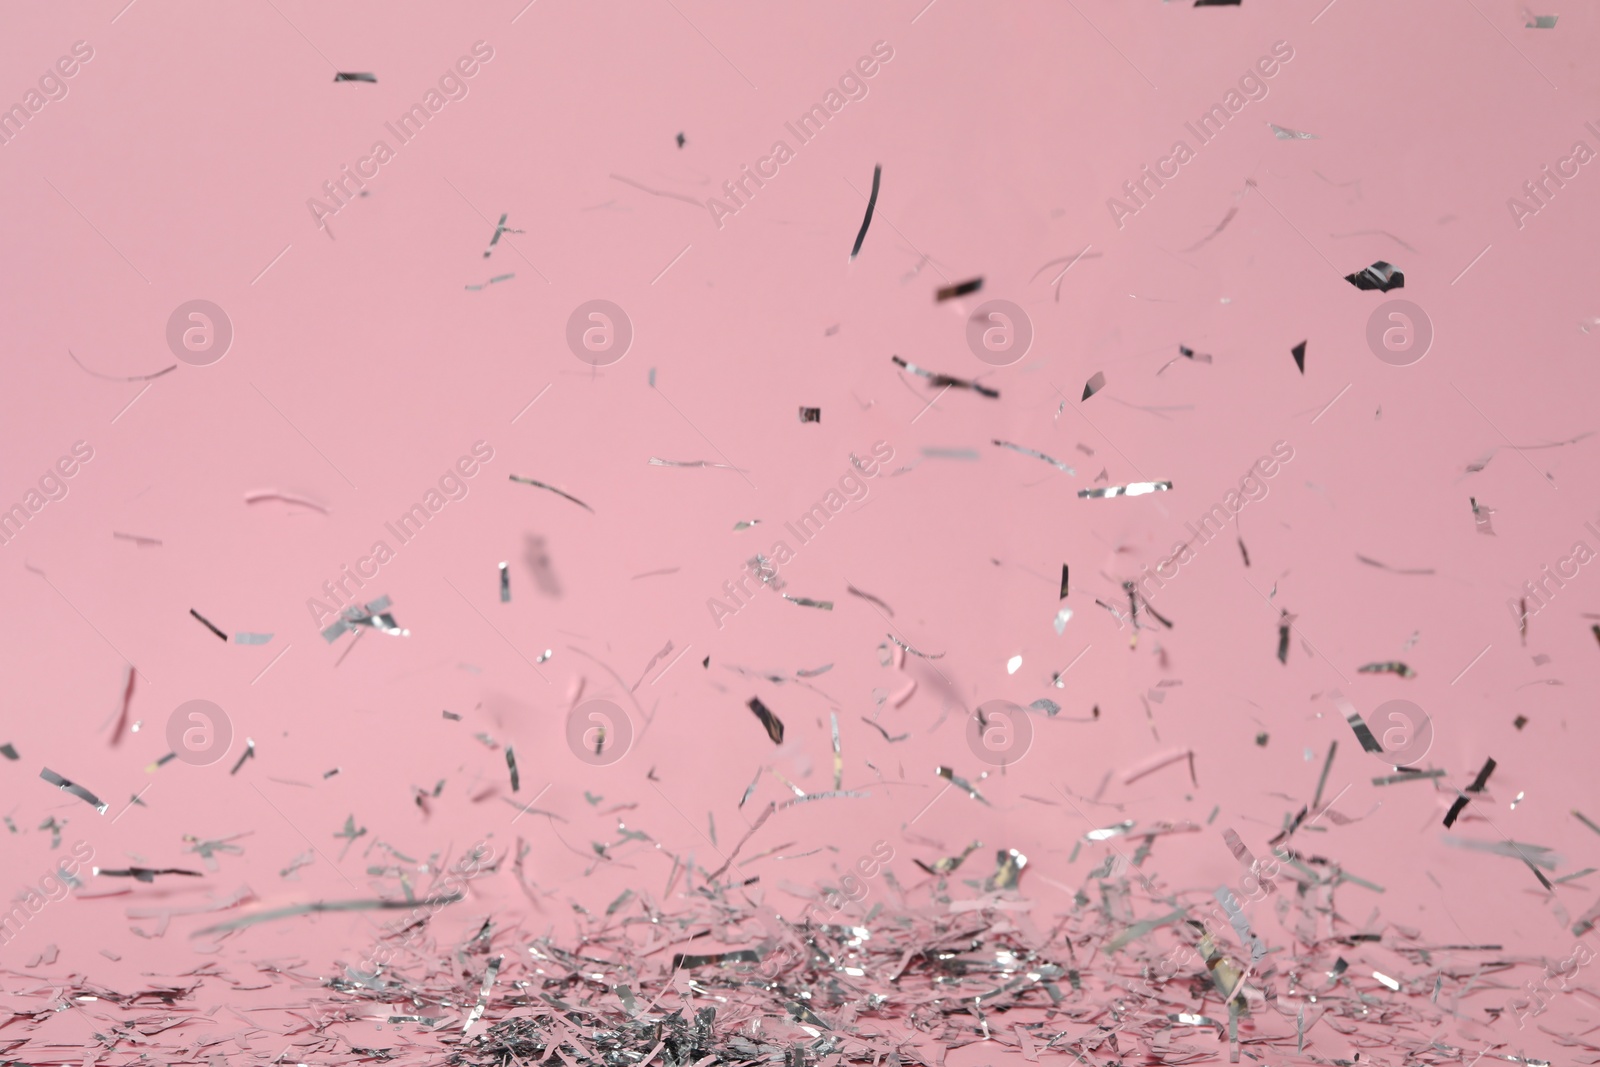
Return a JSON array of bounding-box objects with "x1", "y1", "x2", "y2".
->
[
  {"x1": 1082, "y1": 371, "x2": 1106, "y2": 400},
  {"x1": 333, "y1": 72, "x2": 377, "y2": 82}
]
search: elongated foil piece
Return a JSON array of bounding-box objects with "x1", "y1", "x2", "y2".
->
[
  {"x1": 510, "y1": 475, "x2": 594, "y2": 512},
  {"x1": 890, "y1": 355, "x2": 999, "y2": 398},
  {"x1": 1078, "y1": 481, "x2": 1172, "y2": 499},
  {"x1": 993, "y1": 439, "x2": 1074, "y2": 473},
  {"x1": 40, "y1": 767, "x2": 107, "y2": 813},
  {"x1": 1329, "y1": 690, "x2": 1385, "y2": 754}
]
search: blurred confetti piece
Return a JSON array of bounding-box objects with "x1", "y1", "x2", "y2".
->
[
  {"x1": 1359, "y1": 661, "x2": 1416, "y2": 678},
  {"x1": 938, "y1": 765, "x2": 990, "y2": 804},
  {"x1": 191, "y1": 892, "x2": 464, "y2": 937},
  {"x1": 891, "y1": 355, "x2": 999, "y2": 398},
  {"x1": 465, "y1": 273, "x2": 516, "y2": 291},
  {"x1": 985, "y1": 849, "x2": 1027, "y2": 891},
  {"x1": 244, "y1": 489, "x2": 329, "y2": 513},
  {"x1": 333, "y1": 72, "x2": 377, "y2": 82},
  {"x1": 112, "y1": 531, "x2": 163, "y2": 545},
  {"x1": 782, "y1": 594, "x2": 832, "y2": 611},
  {"x1": 1079, "y1": 481, "x2": 1172, "y2": 499},
  {"x1": 69, "y1": 349, "x2": 176, "y2": 381},
  {"x1": 322, "y1": 595, "x2": 407, "y2": 642},
  {"x1": 747, "y1": 697, "x2": 785, "y2": 744},
  {"x1": 993, "y1": 439, "x2": 1074, "y2": 473},
  {"x1": 0, "y1": 743, "x2": 16, "y2": 760},
  {"x1": 648, "y1": 457, "x2": 746, "y2": 470},
  {"x1": 1292, "y1": 341, "x2": 1306, "y2": 374},
  {"x1": 798, "y1": 407, "x2": 821, "y2": 423},
  {"x1": 888, "y1": 633, "x2": 945, "y2": 658},
  {"x1": 499, "y1": 562, "x2": 510, "y2": 602},
  {"x1": 935, "y1": 278, "x2": 982, "y2": 302},
  {"x1": 914, "y1": 840, "x2": 981, "y2": 875},
  {"x1": 1329, "y1": 690, "x2": 1385, "y2": 754},
  {"x1": 1082, "y1": 371, "x2": 1106, "y2": 400},
  {"x1": 707, "y1": 801, "x2": 774, "y2": 880},
  {"x1": 1269, "y1": 123, "x2": 1318, "y2": 139},
  {"x1": 40, "y1": 767, "x2": 107, "y2": 813},
  {"x1": 1526, "y1": 14, "x2": 1557, "y2": 27},
  {"x1": 846, "y1": 584, "x2": 893, "y2": 616},
  {"x1": 483, "y1": 212, "x2": 522, "y2": 256},
  {"x1": 234, "y1": 632, "x2": 273, "y2": 644},
  {"x1": 1471, "y1": 496, "x2": 1496, "y2": 535}
]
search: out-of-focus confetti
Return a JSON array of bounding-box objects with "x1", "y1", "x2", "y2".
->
[
  {"x1": 1082, "y1": 371, "x2": 1106, "y2": 400},
  {"x1": 1359, "y1": 661, "x2": 1417, "y2": 678},
  {"x1": 244, "y1": 489, "x2": 329, "y2": 512},
  {"x1": 40, "y1": 767, "x2": 107, "y2": 813},
  {"x1": 797, "y1": 406, "x2": 820, "y2": 423},
  {"x1": 935, "y1": 278, "x2": 982, "y2": 301},
  {"x1": 1471, "y1": 496, "x2": 1496, "y2": 535},
  {"x1": 321, "y1": 595, "x2": 407, "y2": 642},
  {"x1": 1269, "y1": 123, "x2": 1319, "y2": 139},
  {"x1": 992, "y1": 439, "x2": 1074, "y2": 472},
  {"x1": 333, "y1": 72, "x2": 377, "y2": 82}
]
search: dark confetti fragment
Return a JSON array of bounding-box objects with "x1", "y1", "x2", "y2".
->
[
  {"x1": 935, "y1": 278, "x2": 982, "y2": 301},
  {"x1": 891, "y1": 355, "x2": 999, "y2": 398},
  {"x1": 850, "y1": 163, "x2": 880, "y2": 259},
  {"x1": 747, "y1": 697, "x2": 785, "y2": 745},
  {"x1": 1345, "y1": 260, "x2": 1404, "y2": 291},
  {"x1": 189, "y1": 608, "x2": 228, "y2": 642},
  {"x1": 510, "y1": 475, "x2": 594, "y2": 513}
]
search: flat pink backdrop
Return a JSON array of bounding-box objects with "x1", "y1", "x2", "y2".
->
[{"x1": 1, "y1": 0, "x2": 1599, "y2": 1059}]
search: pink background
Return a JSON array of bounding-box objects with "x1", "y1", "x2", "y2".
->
[{"x1": 2, "y1": 0, "x2": 1599, "y2": 1062}]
